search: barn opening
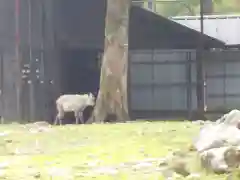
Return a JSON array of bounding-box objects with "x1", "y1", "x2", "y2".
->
[
  {"x1": 58, "y1": 48, "x2": 101, "y2": 124},
  {"x1": 48, "y1": 0, "x2": 106, "y2": 124}
]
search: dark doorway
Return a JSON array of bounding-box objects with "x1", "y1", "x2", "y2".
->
[
  {"x1": 59, "y1": 48, "x2": 101, "y2": 124},
  {"x1": 60, "y1": 48, "x2": 101, "y2": 95}
]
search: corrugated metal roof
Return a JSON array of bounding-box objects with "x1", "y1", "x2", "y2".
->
[{"x1": 171, "y1": 15, "x2": 240, "y2": 46}]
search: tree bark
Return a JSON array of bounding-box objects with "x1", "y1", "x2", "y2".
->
[{"x1": 89, "y1": 0, "x2": 130, "y2": 123}]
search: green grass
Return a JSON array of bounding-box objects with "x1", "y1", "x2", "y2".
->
[{"x1": 0, "y1": 121, "x2": 229, "y2": 179}]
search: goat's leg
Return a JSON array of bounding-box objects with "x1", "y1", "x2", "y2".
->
[
  {"x1": 54, "y1": 112, "x2": 61, "y2": 125},
  {"x1": 54, "y1": 115, "x2": 63, "y2": 125},
  {"x1": 0, "y1": 116, "x2": 4, "y2": 124},
  {"x1": 75, "y1": 111, "x2": 84, "y2": 124},
  {"x1": 74, "y1": 111, "x2": 80, "y2": 125},
  {"x1": 55, "y1": 105, "x2": 64, "y2": 125},
  {"x1": 54, "y1": 116, "x2": 59, "y2": 125},
  {"x1": 55, "y1": 111, "x2": 64, "y2": 125},
  {"x1": 59, "y1": 118, "x2": 63, "y2": 126},
  {"x1": 79, "y1": 111, "x2": 84, "y2": 124}
]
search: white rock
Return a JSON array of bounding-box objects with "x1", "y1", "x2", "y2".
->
[{"x1": 193, "y1": 124, "x2": 240, "y2": 152}]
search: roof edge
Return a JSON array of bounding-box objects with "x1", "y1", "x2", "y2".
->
[{"x1": 171, "y1": 14, "x2": 240, "y2": 20}]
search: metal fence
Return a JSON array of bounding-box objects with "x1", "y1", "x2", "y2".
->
[
  {"x1": 204, "y1": 49, "x2": 240, "y2": 112},
  {"x1": 129, "y1": 48, "x2": 240, "y2": 119},
  {"x1": 129, "y1": 49, "x2": 197, "y2": 119}
]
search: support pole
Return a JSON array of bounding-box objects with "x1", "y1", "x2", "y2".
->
[
  {"x1": 196, "y1": 0, "x2": 206, "y2": 119},
  {"x1": 28, "y1": 0, "x2": 36, "y2": 121},
  {"x1": 15, "y1": 0, "x2": 22, "y2": 121},
  {"x1": 0, "y1": 49, "x2": 4, "y2": 123}
]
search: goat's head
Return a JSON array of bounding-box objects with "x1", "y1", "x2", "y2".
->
[{"x1": 86, "y1": 92, "x2": 95, "y2": 106}]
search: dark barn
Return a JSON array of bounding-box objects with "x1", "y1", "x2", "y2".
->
[
  {"x1": 0, "y1": 0, "x2": 105, "y2": 122},
  {"x1": 128, "y1": 6, "x2": 225, "y2": 119},
  {"x1": 0, "y1": 0, "x2": 225, "y2": 122}
]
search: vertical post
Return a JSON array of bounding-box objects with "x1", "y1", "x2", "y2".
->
[
  {"x1": 223, "y1": 52, "x2": 226, "y2": 111},
  {"x1": 15, "y1": 0, "x2": 22, "y2": 121},
  {"x1": 148, "y1": 0, "x2": 153, "y2": 9},
  {"x1": 202, "y1": 0, "x2": 213, "y2": 15},
  {"x1": 148, "y1": 0, "x2": 156, "y2": 12},
  {"x1": 40, "y1": 0, "x2": 46, "y2": 121},
  {"x1": 196, "y1": 0, "x2": 205, "y2": 118},
  {"x1": 186, "y1": 52, "x2": 192, "y2": 120},
  {"x1": 0, "y1": 49, "x2": 4, "y2": 123},
  {"x1": 133, "y1": 0, "x2": 144, "y2": 7},
  {"x1": 200, "y1": 0, "x2": 204, "y2": 47},
  {"x1": 28, "y1": 0, "x2": 35, "y2": 121},
  {"x1": 151, "y1": 49, "x2": 154, "y2": 117},
  {"x1": 50, "y1": 0, "x2": 58, "y2": 122}
]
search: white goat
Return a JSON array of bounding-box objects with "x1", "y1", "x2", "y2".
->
[{"x1": 54, "y1": 93, "x2": 95, "y2": 125}]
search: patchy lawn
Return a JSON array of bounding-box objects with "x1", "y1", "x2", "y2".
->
[{"x1": 0, "y1": 121, "x2": 228, "y2": 179}]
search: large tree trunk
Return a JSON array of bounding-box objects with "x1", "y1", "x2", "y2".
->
[{"x1": 89, "y1": 0, "x2": 130, "y2": 123}]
